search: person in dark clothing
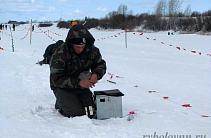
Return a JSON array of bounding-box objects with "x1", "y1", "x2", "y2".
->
[
  {"x1": 32, "y1": 25, "x2": 34, "y2": 31},
  {"x1": 50, "y1": 25, "x2": 106, "y2": 118},
  {"x1": 38, "y1": 40, "x2": 64, "y2": 65},
  {"x1": 13, "y1": 24, "x2": 15, "y2": 31}
]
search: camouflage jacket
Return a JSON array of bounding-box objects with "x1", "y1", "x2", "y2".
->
[{"x1": 50, "y1": 25, "x2": 106, "y2": 90}]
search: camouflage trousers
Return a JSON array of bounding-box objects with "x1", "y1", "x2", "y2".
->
[{"x1": 53, "y1": 88, "x2": 95, "y2": 118}]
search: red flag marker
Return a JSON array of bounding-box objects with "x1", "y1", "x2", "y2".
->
[
  {"x1": 140, "y1": 33, "x2": 143, "y2": 35},
  {"x1": 181, "y1": 104, "x2": 192, "y2": 107},
  {"x1": 133, "y1": 33, "x2": 135, "y2": 35},
  {"x1": 116, "y1": 76, "x2": 124, "y2": 78},
  {"x1": 153, "y1": 39, "x2": 156, "y2": 41},
  {"x1": 163, "y1": 97, "x2": 169, "y2": 99},
  {"x1": 176, "y1": 47, "x2": 181, "y2": 50},
  {"x1": 201, "y1": 115, "x2": 210, "y2": 117},
  {"x1": 146, "y1": 37, "x2": 149, "y2": 40},
  {"x1": 183, "y1": 48, "x2": 186, "y2": 51},
  {"x1": 161, "y1": 42, "x2": 164, "y2": 44},
  {"x1": 108, "y1": 72, "x2": 114, "y2": 79},
  {"x1": 169, "y1": 45, "x2": 172, "y2": 46},
  {"x1": 199, "y1": 52, "x2": 201, "y2": 55},
  {"x1": 149, "y1": 91, "x2": 156, "y2": 93},
  {"x1": 191, "y1": 51, "x2": 196, "y2": 53},
  {"x1": 115, "y1": 35, "x2": 117, "y2": 37},
  {"x1": 134, "y1": 85, "x2": 138, "y2": 88}
]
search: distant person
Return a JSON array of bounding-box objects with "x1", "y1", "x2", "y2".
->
[
  {"x1": 0, "y1": 24, "x2": 2, "y2": 30},
  {"x1": 5, "y1": 25, "x2": 7, "y2": 30},
  {"x1": 13, "y1": 24, "x2": 15, "y2": 31},
  {"x1": 37, "y1": 40, "x2": 64, "y2": 66},
  {"x1": 32, "y1": 25, "x2": 34, "y2": 31},
  {"x1": 50, "y1": 25, "x2": 106, "y2": 118},
  {"x1": 2, "y1": 24, "x2": 4, "y2": 30}
]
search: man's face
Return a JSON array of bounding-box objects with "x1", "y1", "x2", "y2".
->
[{"x1": 72, "y1": 44, "x2": 85, "y2": 54}]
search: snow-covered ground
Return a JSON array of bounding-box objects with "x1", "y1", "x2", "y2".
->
[{"x1": 0, "y1": 24, "x2": 211, "y2": 138}]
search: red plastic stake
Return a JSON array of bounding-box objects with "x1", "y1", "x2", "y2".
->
[{"x1": 129, "y1": 111, "x2": 135, "y2": 114}]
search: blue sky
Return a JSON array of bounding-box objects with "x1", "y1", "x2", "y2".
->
[{"x1": 0, "y1": 0, "x2": 210, "y2": 23}]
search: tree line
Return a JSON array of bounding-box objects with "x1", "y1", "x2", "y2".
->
[{"x1": 59, "y1": 0, "x2": 211, "y2": 32}]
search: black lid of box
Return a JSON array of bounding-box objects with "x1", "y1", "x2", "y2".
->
[{"x1": 94, "y1": 89, "x2": 124, "y2": 96}]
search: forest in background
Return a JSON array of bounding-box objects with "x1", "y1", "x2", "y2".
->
[
  {"x1": 58, "y1": 0, "x2": 211, "y2": 32},
  {"x1": 5, "y1": 0, "x2": 211, "y2": 32}
]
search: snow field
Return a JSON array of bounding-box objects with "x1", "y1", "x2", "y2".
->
[{"x1": 0, "y1": 24, "x2": 210, "y2": 138}]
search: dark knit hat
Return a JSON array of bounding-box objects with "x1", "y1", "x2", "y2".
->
[{"x1": 70, "y1": 38, "x2": 86, "y2": 45}]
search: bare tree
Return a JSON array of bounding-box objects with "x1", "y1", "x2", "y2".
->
[
  {"x1": 155, "y1": 0, "x2": 167, "y2": 17},
  {"x1": 168, "y1": 0, "x2": 182, "y2": 30},
  {"x1": 117, "y1": 4, "x2": 128, "y2": 16},
  {"x1": 168, "y1": 0, "x2": 182, "y2": 16},
  {"x1": 184, "y1": 4, "x2": 192, "y2": 17}
]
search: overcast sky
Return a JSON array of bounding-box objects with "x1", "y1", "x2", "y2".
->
[{"x1": 0, "y1": 0, "x2": 210, "y2": 23}]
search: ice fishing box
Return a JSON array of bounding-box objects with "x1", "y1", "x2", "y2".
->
[{"x1": 94, "y1": 89, "x2": 124, "y2": 120}]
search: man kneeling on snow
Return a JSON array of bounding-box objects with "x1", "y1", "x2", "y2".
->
[{"x1": 50, "y1": 25, "x2": 106, "y2": 118}]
